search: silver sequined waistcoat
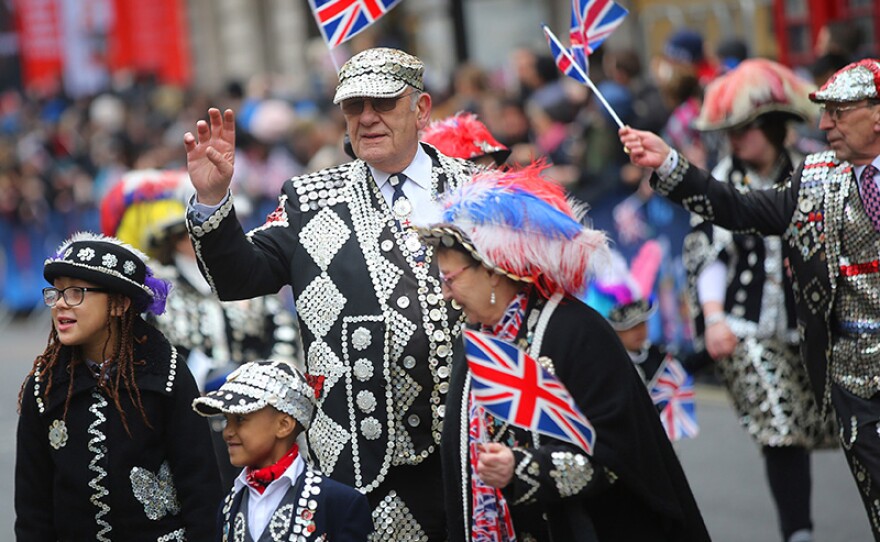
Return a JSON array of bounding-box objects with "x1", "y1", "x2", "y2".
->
[{"x1": 831, "y1": 174, "x2": 880, "y2": 398}]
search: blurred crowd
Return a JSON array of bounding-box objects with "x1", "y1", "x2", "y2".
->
[{"x1": 0, "y1": 24, "x2": 871, "y2": 352}]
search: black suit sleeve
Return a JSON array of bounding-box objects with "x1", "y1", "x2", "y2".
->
[
  {"x1": 653, "y1": 155, "x2": 799, "y2": 237},
  {"x1": 187, "y1": 191, "x2": 301, "y2": 302}
]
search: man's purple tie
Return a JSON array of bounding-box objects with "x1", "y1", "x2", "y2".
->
[{"x1": 859, "y1": 164, "x2": 880, "y2": 232}]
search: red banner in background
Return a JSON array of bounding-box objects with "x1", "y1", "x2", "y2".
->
[
  {"x1": 14, "y1": 0, "x2": 63, "y2": 94},
  {"x1": 108, "y1": 0, "x2": 191, "y2": 86},
  {"x1": 14, "y1": 0, "x2": 191, "y2": 94}
]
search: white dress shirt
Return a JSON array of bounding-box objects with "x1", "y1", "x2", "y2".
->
[{"x1": 232, "y1": 454, "x2": 305, "y2": 541}]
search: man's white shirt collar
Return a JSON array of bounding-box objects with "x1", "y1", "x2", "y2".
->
[{"x1": 371, "y1": 144, "x2": 432, "y2": 191}]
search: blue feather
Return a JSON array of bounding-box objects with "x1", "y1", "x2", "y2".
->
[{"x1": 444, "y1": 186, "x2": 582, "y2": 240}]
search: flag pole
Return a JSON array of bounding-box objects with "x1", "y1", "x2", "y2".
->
[{"x1": 543, "y1": 25, "x2": 625, "y2": 129}]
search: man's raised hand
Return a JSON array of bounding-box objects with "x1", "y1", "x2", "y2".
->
[{"x1": 184, "y1": 108, "x2": 236, "y2": 206}]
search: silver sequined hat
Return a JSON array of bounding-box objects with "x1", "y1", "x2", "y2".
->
[
  {"x1": 333, "y1": 47, "x2": 424, "y2": 104},
  {"x1": 810, "y1": 58, "x2": 880, "y2": 103},
  {"x1": 192, "y1": 360, "x2": 317, "y2": 429}
]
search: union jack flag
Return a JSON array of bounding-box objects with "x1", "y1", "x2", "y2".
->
[
  {"x1": 542, "y1": 25, "x2": 588, "y2": 85},
  {"x1": 309, "y1": 0, "x2": 402, "y2": 48},
  {"x1": 571, "y1": 0, "x2": 628, "y2": 58},
  {"x1": 464, "y1": 329, "x2": 596, "y2": 455},
  {"x1": 649, "y1": 356, "x2": 699, "y2": 441}
]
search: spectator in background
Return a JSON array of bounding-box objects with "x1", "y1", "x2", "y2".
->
[
  {"x1": 715, "y1": 37, "x2": 749, "y2": 74},
  {"x1": 815, "y1": 20, "x2": 865, "y2": 62},
  {"x1": 232, "y1": 98, "x2": 303, "y2": 230},
  {"x1": 654, "y1": 29, "x2": 709, "y2": 170},
  {"x1": 685, "y1": 59, "x2": 837, "y2": 542}
]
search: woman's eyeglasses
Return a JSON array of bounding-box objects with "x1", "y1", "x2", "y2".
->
[
  {"x1": 43, "y1": 286, "x2": 110, "y2": 307},
  {"x1": 341, "y1": 91, "x2": 417, "y2": 116},
  {"x1": 439, "y1": 265, "x2": 474, "y2": 287}
]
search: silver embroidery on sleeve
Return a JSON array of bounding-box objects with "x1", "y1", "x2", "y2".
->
[
  {"x1": 130, "y1": 461, "x2": 181, "y2": 520},
  {"x1": 511, "y1": 448, "x2": 540, "y2": 505},
  {"x1": 549, "y1": 451, "x2": 593, "y2": 498},
  {"x1": 157, "y1": 528, "x2": 186, "y2": 541}
]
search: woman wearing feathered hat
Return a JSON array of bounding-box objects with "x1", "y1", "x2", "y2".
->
[
  {"x1": 421, "y1": 164, "x2": 710, "y2": 541},
  {"x1": 15, "y1": 233, "x2": 222, "y2": 540},
  {"x1": 684, "y1": 58, "x2": 837, "y2": 542}
]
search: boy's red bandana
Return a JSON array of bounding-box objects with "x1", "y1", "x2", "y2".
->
[{"x1": 245, "y1": 444, "x2": 299, "y2": 494}]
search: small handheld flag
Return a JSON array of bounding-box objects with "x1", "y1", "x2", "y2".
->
[
  {"x1": 649, "y1": 356, "x2": 699, "y2": 441},
  {"x1": 309, "y1": 0, "x2": 402, "y2": 49},
  {"x1": 570, "y1": 0, "x2": 628, "y2": 58},
  {"x1": 542, "y1": 25, "x2": 625, "y2": 128},
  {"x1": 543, "y1": 0, "x2": 627, "y2": 129},
  {"x1": 464, "y1": 329, "x2": 596, "y2": 455}
]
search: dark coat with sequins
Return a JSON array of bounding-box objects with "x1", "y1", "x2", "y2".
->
[
  {"x1": 217, "y1": 466, "x2": 373, "y2": 542},
  {"x1": 15, "y1": 317, "x2": 223, "y2": 542},
  {"x1": 440, "y1": 293, "x2": 711, "y2": 542},
  {"x1": 651, "y1": 151, "x2": 854, "y2": 417},
  {"x1": 187, "y1": 144, "x2": 473, "y2": 539}
]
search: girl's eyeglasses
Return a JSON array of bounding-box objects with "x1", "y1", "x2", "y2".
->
[{"x1": 43, "y1": 286, "x2": 110, "y2": 307}]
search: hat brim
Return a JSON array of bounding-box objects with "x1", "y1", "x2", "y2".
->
[
  {"x1": 44, "y1": 260, "x2": 152, "y2": 306},
  {"x1": 418, "y1": 224, "x2": 535, "y2": 284},
  {"x1": 192, "y1": 391, "x2": 268, "y2": 418},
  {"x1": 333, "y1": 76, "x2": 410, "y2": 104},
  {"x1": 693, "y1": 106, "x2": 808, "y2": 132},
  {"x1": 608, "y1": 300, "x2": 657, "y2": 331}
]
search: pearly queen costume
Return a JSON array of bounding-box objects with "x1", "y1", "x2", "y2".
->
[
  {"x1": 684, "y1": 152, "x2": 836, "y2": 449},
  {"x1": 187, "y1": 48, "x2": 473, "y2": 541},
  {"x1": 422, "y1": 165, "x2": 711, "y2": 542},
  {"x1": 650, "y1": 58, "x2": 880, "y2": 539},
  {"x1": 15, "y1": 233, "x2": 222, "y2": 541}
]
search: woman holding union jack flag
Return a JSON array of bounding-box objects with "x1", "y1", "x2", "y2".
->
[{"x1": 421, "y1": 163, "x2": 711, "y2": 541}]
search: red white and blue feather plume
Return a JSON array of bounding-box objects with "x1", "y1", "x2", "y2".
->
[{"x1": 434, "y1": 162, "x2": 608, "y2": 298}]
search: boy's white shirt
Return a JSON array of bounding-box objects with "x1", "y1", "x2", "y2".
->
[{"x1": 233, "y1": 454, "x2": 305, "y2": 541}]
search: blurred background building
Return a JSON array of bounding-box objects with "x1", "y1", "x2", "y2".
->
[{"x1": 1, "y1": 0, "x2": 877, "y2": 98}]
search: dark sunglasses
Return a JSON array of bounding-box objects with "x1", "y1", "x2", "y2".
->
[{"x1": 341, "y1": 91, "x2": 418, "y2": 116}]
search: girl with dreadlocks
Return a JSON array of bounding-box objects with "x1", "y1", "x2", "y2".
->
[{"x1": 15, "y1": 232, "x2": 222, "y2": 541}]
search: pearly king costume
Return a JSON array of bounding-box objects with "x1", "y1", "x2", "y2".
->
[
  {"x1": 187, "y1": 48, "x2": 473, "y2": 540},
  {"x1": 421, "y1": 166, "x2": 711, "y2": 541},
  {"x1": 649, "y1": 59, "x2": 880, "y2": 538},
  {"x1": 15, "y1": 234, "x2": 222, "y2": 542},
  {"x1": 193, "y1": 360, "x2": 373, "y2": 542}
]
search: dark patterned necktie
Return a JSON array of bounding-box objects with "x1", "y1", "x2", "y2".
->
[
  {"x1": 859, "y1": 164, "x2": 880, "y2": 232},
  {"x1": 388, "y1": 173, "x2": 425, "y2": 263}
]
